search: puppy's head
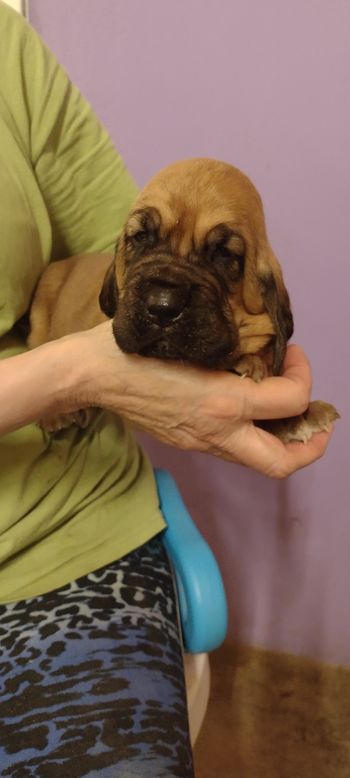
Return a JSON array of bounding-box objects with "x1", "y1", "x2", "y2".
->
[{"x1": 100, "y1": 159, "x2": 293, "y2": 374}]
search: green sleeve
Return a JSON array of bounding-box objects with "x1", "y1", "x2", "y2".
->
[{"x1": 0, "y1": 2, "x2": 138, "y2": 260}]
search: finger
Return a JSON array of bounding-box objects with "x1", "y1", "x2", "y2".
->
[
  {"x1": 278, "y1": 430, "x2": 332, "y2": 476},
  {"x1": 226, "y1": 423, "x2": 332, "y2": 478},
  {"x1": 244, "y1": 344, "x2": 313, "y2": 420}
]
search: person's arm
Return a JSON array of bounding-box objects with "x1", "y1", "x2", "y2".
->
[
  {"x1": 0, "y1": 335, "x2": 83, "y2": 434},
  {"x1": 0, "y1": 321, "x2": 332, "y2": 478}
]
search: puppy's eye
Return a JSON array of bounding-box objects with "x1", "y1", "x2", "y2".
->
[
  {"x1": 127, "y1": 229, "x2": 158, "y2": 251},
  {"x1": 212, "y1": 242, "x2": 244, "y2": 267},
  {"x1": 125, "y1": 208, "x2": 161, "y2": 254},
  {"x1": 211, "y1": 244, "x2": 233, "y2": 261},
  {"x1": 131, "y1": 230, "x2": 148, "y2": 244}
]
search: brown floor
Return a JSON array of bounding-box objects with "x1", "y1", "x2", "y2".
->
[{"x1": 193, "y1": 643, "x2": 350, "y2": 778}]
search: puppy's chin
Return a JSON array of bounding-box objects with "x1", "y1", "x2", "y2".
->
[
  {"x1": 137, "y1": 339, "x2": 235, "y2": 369},
  {"x1": 112, "y1": 316, "x2": 237, "y2": 369}
]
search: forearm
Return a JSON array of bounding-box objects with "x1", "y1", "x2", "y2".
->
[
  {"x1": 0, "y1": 336, "x2": 88, "y2": 436},
  {"x1": 0, "y1": 323, "x2": 131, "y2": 437},
  {"x1": 0, "y1": 322, "x2": 332, "y2": 478}
]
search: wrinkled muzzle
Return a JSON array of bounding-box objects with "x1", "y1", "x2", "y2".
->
[{"x1": 112, "y1": 261, "x2": 240, "y2": 368}]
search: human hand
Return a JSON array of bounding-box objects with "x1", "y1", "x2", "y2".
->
[{"x1": 75, "y1": 322, "x2": 332, "y2": 479}]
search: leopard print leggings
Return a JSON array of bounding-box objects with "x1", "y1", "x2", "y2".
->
[{"x1": 0, "y1": 537, "x2": 194, "y2": 777}]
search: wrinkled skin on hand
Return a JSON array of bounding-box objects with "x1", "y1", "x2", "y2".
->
[{"x1": 66, "y1": 322, "x2": 333, "y2": 479}]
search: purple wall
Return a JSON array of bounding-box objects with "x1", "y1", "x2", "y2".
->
[{"x1": 29, "y1": 0, "x2": 350, "y2": 664}]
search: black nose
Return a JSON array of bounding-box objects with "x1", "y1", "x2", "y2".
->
[{"x1": 144, "y1": 280, "x2": 191, "y2": 326}]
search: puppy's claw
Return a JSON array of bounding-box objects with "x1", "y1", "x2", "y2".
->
[
  {"x1": 233, "y1": 355, "x2": 268, "y2": 383},
  {"x1": 38, "y1": 409, "x2": 92, "y2": 433}
]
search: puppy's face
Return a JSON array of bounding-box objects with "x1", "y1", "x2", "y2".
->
[{"x1": 100, "y1": 159, "x2": 293, "y2": 374}]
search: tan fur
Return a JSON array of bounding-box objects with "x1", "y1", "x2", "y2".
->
[
  {"x1": 118, "y1": 159, "x2": 272, "y2": 315},
  {"x1": 30, "y1": 159, "x2": 279, "y2": 355},
  {"x1": 28, "y1": 254, "x2": 112, "y2": 348},
  {"x1": 28, "y1": 158, "x2": 339, "y2": 441}
]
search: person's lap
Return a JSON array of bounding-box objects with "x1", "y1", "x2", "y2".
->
[{"x1": 0, "y1": 537, "x2": 194, "y2": 777}]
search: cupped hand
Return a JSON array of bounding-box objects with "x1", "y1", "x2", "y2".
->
[{"x1": 78, "y1": 321, "x2": 332, "y2": 479}]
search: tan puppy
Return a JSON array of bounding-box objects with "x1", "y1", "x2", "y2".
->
[{"x1": 28, "y1": 158, "x2": 339, "y2": 441}]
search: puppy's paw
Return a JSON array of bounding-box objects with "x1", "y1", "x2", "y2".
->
[
  {"x1": 260, "y1": 400, "x2": 340, "y2": 444},
  {"x1": 233, "y1": 354, "x2": 269, "y2": 383},
  {"x1": 39, "y1": 409, "x2": 92, "y2": 433}
]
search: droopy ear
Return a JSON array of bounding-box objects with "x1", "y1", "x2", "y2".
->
[
  {"x1": 243, "y1": 238, "x2": 293, "y2": 375},
  {"x1": 99, "y1": 261, "x2": 119, "y2": 318},
  {"x1": 261, "y1": 264, "x2": 294, "y2": 376},
  {"x1": 242, "y1": 246, "x2": 266, "y2": 315}
]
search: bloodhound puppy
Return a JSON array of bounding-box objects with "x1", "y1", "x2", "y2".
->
[{"x1": 28, "y1": 158, "x2": 338, "y2": 441}]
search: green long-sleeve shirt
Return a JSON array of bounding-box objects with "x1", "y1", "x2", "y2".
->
[{"x1": 0, "y1": 2, "x2": 164, "y2": 602}]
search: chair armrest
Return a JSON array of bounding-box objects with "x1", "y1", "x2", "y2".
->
[{"x1": 155, "y1": 468, "x2": 228, "y2": 653}]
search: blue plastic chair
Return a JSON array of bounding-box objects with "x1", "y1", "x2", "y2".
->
[{"x1": 154, "y1": 468, "x2": 228, "y2": 654}]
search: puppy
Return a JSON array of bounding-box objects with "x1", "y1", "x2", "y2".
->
[{"x1": 28, "y1": 158, "x2": 339, "y2": 441}]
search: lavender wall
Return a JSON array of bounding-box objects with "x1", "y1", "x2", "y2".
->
[{"x1": 29, "y1": 0, "x2": 350, "y2": 664}]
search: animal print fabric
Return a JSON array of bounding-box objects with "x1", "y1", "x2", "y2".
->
[{"x1": 0, "y1": 537, "x2": 194, "y2": 777}]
